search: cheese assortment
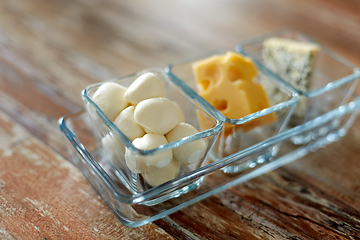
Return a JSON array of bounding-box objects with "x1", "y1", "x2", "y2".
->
[
  {"x1": 93, "y1": 72, "x2": 209, "y2": 187},
  {"x1": 192, "y1": 51, "x2": 276, "y2": 135},
  {"x1": 62, "y1": 30, "x2": 360, "y2": 227}
]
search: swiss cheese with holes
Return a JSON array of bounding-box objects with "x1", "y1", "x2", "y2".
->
[{"x1": 193, "y1": 51, "x2": 276, "y2": 135}]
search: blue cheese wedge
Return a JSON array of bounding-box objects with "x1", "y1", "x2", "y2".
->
[{"x1": 262, "y1": 37, "x2": 319, "y2": 118}]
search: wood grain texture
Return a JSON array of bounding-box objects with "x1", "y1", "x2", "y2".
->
[
  {"x1": 0, "y1": 110, "x2": 173, "y2": 239},
  {"x1": 0, "y1": 0, "x2": 360, "y2": 239}
]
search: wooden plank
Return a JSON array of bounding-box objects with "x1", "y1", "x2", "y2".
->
[
  {"x1": 0, "y1": 0, "x2": 359, "y2": 238},
  {"x1": 0, "y1": 109, "x2": 174, "y2": 239}
]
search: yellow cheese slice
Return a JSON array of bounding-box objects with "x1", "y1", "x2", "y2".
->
[{"x1": 193, "y1": 51, "x2": 276, "y2": 135}]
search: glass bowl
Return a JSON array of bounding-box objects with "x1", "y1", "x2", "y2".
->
[
  {"x1": 82, "y1": 68, "x2": 222, "y2": 205},
  {"x1": 166, "y1": 50, "x2": 298, "y2": 173},
  {"x1": 236, "y1": 29, "x2": 360, "y2": 145}
]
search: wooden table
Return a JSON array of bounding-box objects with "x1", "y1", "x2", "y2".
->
[{"x1": 1, "y1": 0, "x2": 360, "y2": 239}]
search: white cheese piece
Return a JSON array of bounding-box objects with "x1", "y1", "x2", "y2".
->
[
  {"x1": 101, "y1": 133, "x2": 125, "y2": 168},
  {"x1": 125, "y1": 134, "x2": 173, "y2": 173},
  {"x1": 114, "y1": 106, "x2": 145, "y2": 141},
  {"x1": 124, "y1": 73, "x2": 165, "y2": 105},
  {"x1": 134, "y1": 98, "x2": 181, "y2": 135},
  {"x1": 166, "y1": 122, "x2": 208, "y2": 165},
  {"x1": 176, "y1": 103, "x2": 185, "y2": 123},
  {"x1": 141, "y1": 160, "x2": 181, "y2": 187},
  {"x1": 92, "y1": 82, "x2": 129, "y2": 121}
]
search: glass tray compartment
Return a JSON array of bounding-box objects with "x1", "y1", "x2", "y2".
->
[
  {"x1": 82, "y1": 68, "x2": 222, "y2": 205},
  {"x1": 166, "y1": 49, "x2": 298, "y2": 173},
  {"x1": 236, "y1": 29, "x2": 360, "y2": 144}
]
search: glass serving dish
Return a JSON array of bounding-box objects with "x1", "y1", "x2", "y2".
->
[
  {"x1": 236, "y1": 29, "x2": 360, "y2": 145},
  {"x1": 59, "y1": 30, "x2": 360, "y2": 227},
  {"x1": 82, "y1": 68, "x2": 222, "y2": 205},
  {"x1": 59, "y1": 92, "x2": 360, "y2": 227},
  {"x1": 166, "y1": 49, "x2": 298, "y2": 173}
]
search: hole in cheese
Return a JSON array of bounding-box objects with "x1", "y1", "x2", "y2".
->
[
  {"x1": 199, "y1": 79, "x2": 210, "y2": 91},
  {"x1": 205, "y1": 64, "x2": 220, "y2": 83},
  {"x1": 213, "y1": 99, "x2": 228, "y2": 111},
  {"x1": 227, "y1": 65, "x2": 243, "y2": 82}
]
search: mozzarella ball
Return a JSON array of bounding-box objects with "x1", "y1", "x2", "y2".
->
[
  {"x1": 124, "y1": 73, "x2": 165, "y2": 105},
  {"x1": 166, "y1": 122, "x2": 208, "y2": 165},
  {"x1": 142, "y1": 160, "x2": 181, "y2": 187},
  {"x1": 114, "y1": 106, "x2": 145, "y2": 142},
  {"x1": 101, "y1": 133, "x2": 126, "y2": 168},
  {"x1": 92, "y1": 82, "x2": 129, "y2": 121},
  {"x1": 125, "y1": 134, "x2": 172, "y2": 173},
  {"x1": 134, "y1": 98, "x2": 181, "y2": 135},
  {"x1": 176, "y1": 103, "x2": 185, "y2": 123}
]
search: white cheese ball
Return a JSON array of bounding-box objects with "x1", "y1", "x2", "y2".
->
[
  {"x1": 92, "y1": 82, "x2": 129, "y2": 121},
  {"x1": 124, "y1": 73, "x2": 165, "y2": 105},
  {"x1": 134, "y1": 98, "x2": 181, "y2": 135},
  {"x1": 142, "y1": 160, "x2": 181, "y2": 187},
  {"x1": 101, "y1": 133, "x2": 125, "y2": 168},
  {"x1": 175, "y1": 103, "x2": 185, "y2": 123},
  {"x1": 166, "y1": 123, "x2": 208, "y2": 165},
  {"x1": 114, "y1": 106, "x2": 145, "y2": 142},
  {"x1": 125, "y1": 134, "x2": 173, "y2": 173}
]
